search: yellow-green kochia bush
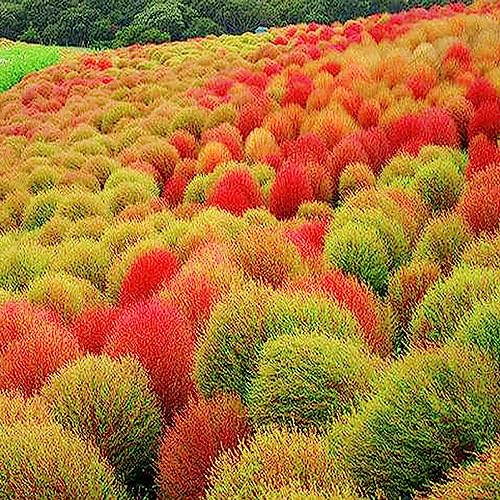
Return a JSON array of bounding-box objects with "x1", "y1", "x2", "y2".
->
[
  {"x1": 455, "y1": 299, "x2": 500, "y2": 366},
  {"x1": 330, "y1": 346, "x2": 500, "y2": 499},
  {"x1": 194, "y1": 284, "x2": 273, "y2": 402},
  {"x1": 413, "y1": 156, "x2": 464, "y2": 212},
  {"x1": 427, "y1": 438, "x2": 500, "y2": 500},
  {"x1": 409, "y1": 266, "x2": 500, "y2": 348},
  {"x1": 325, "y1": 222, "x2": 390, "y2": 295},
  {"x1": 41, "y1": 355, "x2": 162, "y2": 493},
  {"x1": 22, "y1": 189, "x2": 62, "y2": 230},
  {"x1": 413, "y1": 213, "x2": 473, "y2": 274},
  {"x1": 206, "y1": 427, "x2": 360, "y2": 499},
  {"x1": 27, "y1": 272, "x2": 103, "y2": 320},
  {"x1": 247, "y1": 333, "x2": 380, "y2": 429},
  {"x1": 0, "y1": 423, "x2": 129, "y2": 498}
]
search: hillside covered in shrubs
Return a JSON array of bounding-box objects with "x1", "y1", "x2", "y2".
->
[{"x1": 0, "y1": 0, "x2": 499, "y2": 498}]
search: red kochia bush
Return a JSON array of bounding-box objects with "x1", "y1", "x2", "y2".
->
[
  {"x1": 319, "y1": 270, "x2": 388, "y2": 356},
  {"x1": 0, "y1": 324, "x2": 81, "y2": 396},
  {"x1": 162, "y1": 175, "x2": 188, "y2": 207},
  {"x1": 70, "y1": 305, "x2": 120, "y2": 353},
  {"x1": 206, "y1": 169, "x2": 264, "y2": 216},
  {"x1": 457, "y1": 164, "x2": 500, "y2": 235},
  {"x1": 0, "y1": 300, "x2": 60, "y2": 352},
  {"x1": 157, "y1": 395, "x2": 250, "y2": 500},
  {"x1": 269, "y1": 165, "x2": 313, "y2": 219},
  {"x1": 281, "y1": 73, "x2": 314, "y2": 108},
  {"x1": 466, "y1": 77, "x2": 498, "y2": 108},
  {"x1": 164, "y1": 271, "x2": 222, "y2": 336},
  {"x1": 465, "y1": 134, "x2": 500, "y2": 180},
  {"x1": 119, "y1": 249, "x2": 180, "y2": 306},
  {"x1": 201, "y1": 124, "x2": 244, "y2": 161},
  {"x1": 468, "y1": 99, "x2": 500, "y2": 141},
  {"x1": 103, "y1": 299, "x2": 195, "y2": 420},
  {"x1": 169, "y1": 130, "x2": 197, "y2": 159},
  {"x1": 285, "y1": 219, "x2": 328, "y2": 262}
]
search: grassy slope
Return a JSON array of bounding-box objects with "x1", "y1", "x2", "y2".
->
[{"x1": 0, "y1": 39, "x2": 87, "y2": 92}]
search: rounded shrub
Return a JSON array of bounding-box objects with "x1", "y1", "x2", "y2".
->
[
  {"x1": 269, "y1": 165, "x2": 313, "y2": 220},
  {"x1": 157, "y1": 394, "x2": 250, "y2": 500},
  {"x1": 70, "y1": 305, "x2": 119, "y2": 354},
  {"x1": 103, "y1": 299, "x2": 194, "y2": 421},
  {"x1": 0, "y1": 321, "x2": 81, "y2": 396},
  {"x1": 0, "y1": 242, "x2": 52, "y2": 292},
  {"x1": 0, "y1": 299, "x2": 61, "y2": 352},
  {"x1": 248, "y1": 333, "x2": 379, "y2": 429},
  {"x1": 0, "y1": 390, "x2": 52, "y2": 427},
  {"x1": 324, "y1": 221, "x2": 390, "y2": 296},
  {"x1": 388, "y1": 261, "x2": 441, "y2": 354},
  {"x1": 119, "y1": 248, "x2": 180, "y2": 306},
  {"x1": 455, "y1": 299, "x2": 500, "y2": 366},
  {"x1": 0, "y1": 423, "x2": 128, "y2": 498},
  {"x1": 409, "y1": 266, "x2": 500, "y2": 348},
  {"x1": 105, "y1": 236, "x2": 170, "y2": 301},
  {"x1": 263, "y1": 290, "x2": 362, "y2": 343},
  {"x1": 330, "y1": 206, "x2": 410, "y2": 270},
  {"x1": 413, "y1": 157, "x2": 464, "y2": 212},
  {"x1": 460, "y1": 233, "x2": 500, "y2": 269},
  {"x1": 332, "y1": 346, "x2": 500, "y2": 498},
  {"x1": 231, "y1": 227, "x2": 304, "y2": 288},
  {"x1": 27, "y1": 272, "x2": 103, "y2": 321},
  {"x1": 194, "y1": 284, "x2": 273, "y2": 401},
  {"x1": 413, "y1": 213, "x2": 473, "y2": 274},
  {"x1": 51, "y1": 239, "x2": 112, "y2": 291},
  {"x1": 207, "y1": 427, "x2": 357, "y2": 499},
  {"x1": 206, "y1": 168, "x2": 264, "y2": 216},
  {"x1": 457, "y1": 164, "x2": 500, "y2": 235},
  {"x1": 22, "y1": 189, "x2": 62, "y2": 230},
  {"x1": 427, "y1": 439, "x2": 500, "y2": 500},
  {"x1": 41, "y1": 355, "x2": 162, "y2": 491},
  {"x1": 56, "y1": 190, "x2": 110, "y2": 222},
  {"x1": 338, "y1": 162, "x2": 376, "y2": 201}
]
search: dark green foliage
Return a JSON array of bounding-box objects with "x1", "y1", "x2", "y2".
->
[{"x1": 0, "y1": 0, "x2": 470, "y2": 48}]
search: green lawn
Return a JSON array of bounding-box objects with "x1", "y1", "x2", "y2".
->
[{"x1": 0, "y1": 40, "x2": 86, "y2": 93}]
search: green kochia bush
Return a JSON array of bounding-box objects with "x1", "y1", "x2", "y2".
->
[
  {"x1": 413, "y1": 157, "x2": 464, "y2": 212},
  {"x1": 410, "y1": 266, "x2": 500, "y2": 348},
  {"x1": 194, "y1": 288, "x2": 365, "y2": 403},
  {"x1": 331, "y1": 346, "x2": 500, "y2": 499},
  {"x1": 41, "y1": 355, "x2": 162, "y2": 492},
  {"x1": 263, "y1": 291, "x2": 362, "y2": 342},
  {"x1": 0, "y1": 423, "x2": 129, "y2": 498},
  {"x1": 22, "y1": 189, "x2": 62, "y2": 230},
  {"x1": 51, "y1": 239, "x2": 112, "y2": 291},
  {"x1": 27, "y1": 272, "x2": 103, "y2": 320},
  {"x1": 0, "y1": 242, "x2": 52, "y2": 292},
  {"x1": 194, "y1": 284, "x2": 272, "y2": 402},
  {"x1": 427, "y1": 438, "x2": 500, "y2": 500},
  {"x1": 325, "y1": 222, "x2": 390, "y2": 295},
  {"x1": 248, "y1": 333, "x2": 379, "y2": 429},
  {"x1": 413, "y1": 213, "x2": 473, "y2": 274},
  {"x1": 455, "y1": 299, "x2": 500, "y2": 365},
  {"x1": 207, "y1": 427, "x2": 359, "y2": 499}
]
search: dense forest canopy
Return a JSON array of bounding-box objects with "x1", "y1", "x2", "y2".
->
[{"x1": 0, "y1": 0, "x2": 471, "y2": 47}]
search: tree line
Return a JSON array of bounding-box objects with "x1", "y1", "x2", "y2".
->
[{"x1": 0, "y1": 0, "x2": 464, "y2": 48}]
